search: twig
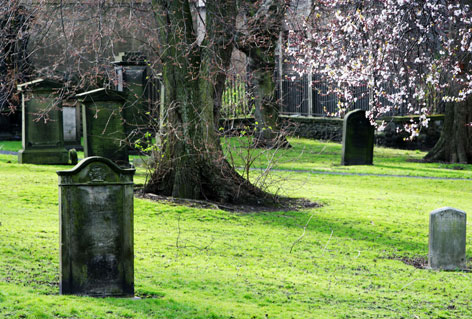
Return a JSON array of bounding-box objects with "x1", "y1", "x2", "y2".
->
[
  {"x1": 398, "y1": 279, "x2": 423, "y2": 291},
  {"x1": 290, "y1": 214, "x2": 314, "y2": 253},
  {"x1": 312, "y1": 229, "x2": 334, "y2": 258},
  {"x1": 321, "y1": 230, "x2": 334, "y2": 256},
  {"x1": 176, "y1": 213, "x2": 181, "y2": 253}
]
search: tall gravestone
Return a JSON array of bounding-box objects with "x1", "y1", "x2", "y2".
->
[
  {"x1": 57, "y1": 156, "x2": 135, "y2": 296},
  {"x1": 17, "y1": 79, "x2": 69, "y2": 164},
  {"x1": 341, "y1": 109, "x2": 374, "y2": 165},
  {"x1": 113, "y1": 52, "x2": 152, "y2": 150},
  {"x1": 428, "y1": 207, "x2": 467, "y2": 270},
  {"x1": 77, "y1": 88, "x2": 129, "y2": 167}
]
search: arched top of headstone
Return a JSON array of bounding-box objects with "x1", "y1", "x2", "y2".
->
[
  {"x1": 75, "y1": 88, "x2": 127, "y2": 103},
  {"x1": 17, "y1": 78, "x2": 63, "y2": 92},
  {"x1": 57, "y1": 156, "x2": 135, "y2": 186},
  {"x1": 344, "y1": 109, "x2": 367, "y2": 122},
  {"x1": 430, "y1": 207, "x2": 466, "y2": 218}
]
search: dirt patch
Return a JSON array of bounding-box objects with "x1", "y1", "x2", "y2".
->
[
  {"x1": 383, "y1": 254, "x2": 472, "y2": 271},
  {"x1": 384, "y1": 254, "x2": 428, "y2": 269},
  {"x1": 135, "y1": 189, "x2": 320, "y2": 213}
]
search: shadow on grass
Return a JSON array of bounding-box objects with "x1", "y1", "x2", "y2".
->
[
  {"x1": 248, "y1": 211, "x2": 428, "y2": 255},
  {"x1": 101, "y1": 297, "x2": 224, "y2": 319}
]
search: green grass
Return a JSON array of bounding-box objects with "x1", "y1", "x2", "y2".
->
[
  {"x1": 1, "y1": 139, "x2": 472, "y2": 318},
  {"x1": 224, "y1": 137, "x2": 472, "y2": 179}
]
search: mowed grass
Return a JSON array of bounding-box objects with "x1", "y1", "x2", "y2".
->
[
  {"x1": 224, "y1": 137, "x2": 472, "y2": 179},
  {"x1": 0, "y1": 138, "x2": 472, "y2": 318}
]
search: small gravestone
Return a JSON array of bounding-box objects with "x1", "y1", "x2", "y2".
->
[
  {"x1": 63, "y1": 103, "x2": 82, "y2": 150},
  {"x1": 341, "y1": 109, "x2": 374, "y2": 165},
  {"x1": 57, "y1": 156, "x2": 135, "y2": 296},
  {"x1": 428, "y1": 207, "x2": 466, "y2": 270},
  {"x1": 77, "y1": 88, "x2": 129, "y2": 167},
  {"x1": 17, "y1": 79, "x2": 69, "y2": 164}
]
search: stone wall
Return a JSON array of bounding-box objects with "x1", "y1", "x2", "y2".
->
[
  {"x1": 281, "y1": 114, "x2": 444, "y2": 150},
  {"x1": 280, "y1": 115, "x2": 344, "y2": 142},
  {"x1": 375, "y1": 115, "x2": 444, "y2": 150}
]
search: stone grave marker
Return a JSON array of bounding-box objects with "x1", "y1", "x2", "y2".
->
[
  {"x1": 57, "y1": 156, "x2": 135, "y2": 296},
  {"x1": 341, "y1": 109, "x2": 374, "y2": 165},
  {"x1": 63, "y1": 102, "x2": 82, "y2": 150},
  {"x1": 77, "y1": 88, "x2": 129, "y2": 167},
  {"x1": 428, "y1": 207, "x2": 466, "y2": 270},
  {"x1": 113, "y1": 52, "x2": 154, "y2": 152},
  {"x1": 17, "y1": 78, "x2": 69, "y2": 164}
]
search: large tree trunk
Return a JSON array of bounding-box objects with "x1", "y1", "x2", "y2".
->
[
  {"x1": 145, "y1": 0, "x2": 272, "y2": 204},
  {"x1": 249, "y1": 54, "x2": 290, "y2": 148},
  {"x1": 240, "y1": 0, "x2": 289, "y2": 149},
  {"x1": 424, "y1": 96, "x2": 472, "y2": 163}
]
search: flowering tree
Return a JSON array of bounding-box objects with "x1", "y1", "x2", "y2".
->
[{"x1": 289, "y1": 0, "x2": 472, "y2": 163}]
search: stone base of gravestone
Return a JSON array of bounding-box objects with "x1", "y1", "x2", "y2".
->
[
  {"x1": 341, "y1": 109, "x2": 374, "y2": 165},
  {"x1": 428, "y1": 207, "x2": 467, "y2": 270},
  {"x1": 19, "y1": 148, "x2": 70, "y2": 165},
  {"x1": 58, "y1": 156, "x2": 135, "y2": 296}
]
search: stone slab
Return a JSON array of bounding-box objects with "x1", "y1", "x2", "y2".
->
[
  {"x1": 57, "y1": 156, "x2": 135, "y2": 296},
  {"x1": 428, "y1": 207, "x2": 467, "y2": 270},
  {"x1": 341, "y1": 109, "x2": 374, "y2": 165}
]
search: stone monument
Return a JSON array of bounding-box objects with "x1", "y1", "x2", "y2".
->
[
  {"x1": 17, "y1": 78, "x2": 69, "y2": 164},
  {"x1": 77, "y1": 88, "x2": 129, "y2": 167},
  {"x1": 63, "y1": 102, "x2": 82, "y2": 150},
  {"x1": 57, "y1": 156, "x2": 135, "y2": 296},
  {"x1": 428, "y1": 207, "x2": 467, "y2": 270},
  {"x1": 113, "y1": 52, "x2": 154, "y2": 152},
  {"x1": 341, "y1": 109, "x2": 374, "y2": 165}
]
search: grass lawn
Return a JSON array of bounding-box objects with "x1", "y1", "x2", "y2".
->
[{"x1": 0, "y1": 138, "x2": 472, "y2": 318}]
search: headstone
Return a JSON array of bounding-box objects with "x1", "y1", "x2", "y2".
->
[
  {"x1": 57, "y1": 156, "x2": 135, "y2": 296},
  {"x1": 113, "y1": 52, "x2": 153, "y2": 152},
  {"x1": 428, "y1": 207, "x2": 467, "y2": 270},
  {"x1": 62, "y1": 103, "x2": 82, "y2": 150},
  {"x1": 17, "y1": 79, "x2": 69, "y2": 164},
  {"x1": 341, "y1": 109, "x2": 374, "y2": 165},
  {"x1": 77, "y1": 88, "x2": 129, "y2": 167}
]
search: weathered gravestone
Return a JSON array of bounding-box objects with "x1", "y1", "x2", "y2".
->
[
  {"x1": 113, "y1": 52, "x2": 155, "y2": 152},
  {"x1": 77, "y1": 88, "x2": 129, "y2": 167},
  {"x1": 341, "y1": 109, "x2": 374, "y2": 165},
  {"x1": 57, "y1": 156, "x2": 135, "y2": 296},
  {"x1": 17, "y1": 79, "x2": 69, "y2": 164},
  {"x1": 62, "y1": 103, "x2": 82, "y2": 150},
  {"x1": 428, "y1": 207, "x2": 466, "y2": 270}
]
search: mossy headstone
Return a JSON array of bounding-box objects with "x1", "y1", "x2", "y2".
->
[
  {"x1": 57, "y1": 156, "x2": 135, "y2": 296},
  {"x1": 17, "y1": 79, "x2": 69, "y2": 164},
  {"x1": 77, "y1": 88, "x2": 129, "y2": 167},
  {"x1": 341, "y1": 109, "x2": 374, "y2": 165},
  {"x1": 428, "y1": 207, "x2": 466, "y2": 270},
  {"x1": 113, "y1": 52, "x2": 153, "y2": 151}
]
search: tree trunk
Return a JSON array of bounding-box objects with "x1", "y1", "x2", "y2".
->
[
  {"x1": 145, "y1": 0, "x2": 273, "y2": 204},
  {"x1": 249, "y1": 56, "x2": 290, "y2": 148},
  {"x1": 424, "y1": 96, "x2": 472, "y2": 163},
  {"x1": 239, "y1": 0, "x2": 289, "y2": 149}
]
